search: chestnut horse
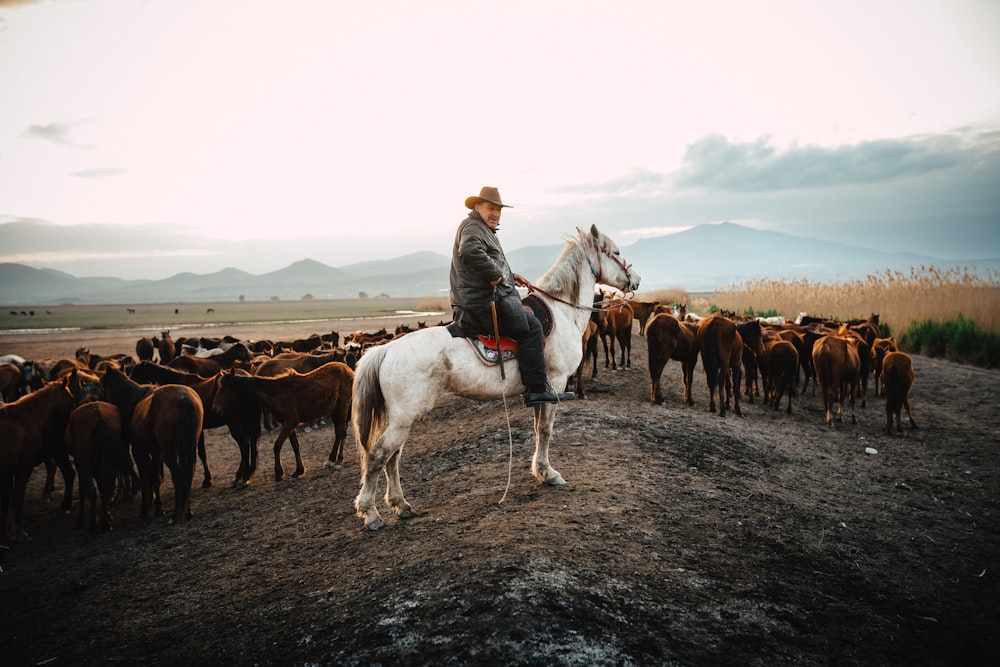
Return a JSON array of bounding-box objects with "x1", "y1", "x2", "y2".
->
[
  {"x1": 352, "y1": 225, "x2": 640, "y2": 530},
  {"x1": 64, "y1": 401, "x2": 135, "y2": 533},
  {"x1": 646, "y1": 312, "x2": 700, "y2": 405},
  {"x1": 100, "y1": 367, "x2": 203, "y2": 524},
  {"x1": 129, "y1": 361, "x2": 262, "y2": 488},
  {"x1": 212, "y1": 361, "x2": 354, "y2": 481},
  {"x1": 0, "y1": 373, "x2": 78, "y2": 543},
  {"x1": 696, "y1": 314, "x2": 743, "y2": 417}
]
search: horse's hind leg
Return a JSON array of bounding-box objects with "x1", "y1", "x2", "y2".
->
[
  {"x1": 197, "y1": 433, "x2": 212, "y2": 488},
  {"x1": 531, "y1": 404, "x2": 565, "y2": 486},
  {"x1": 383, "y1": 449, "x2": 415, "y2": 520},
  {"x1": 355, "y1": 423, "x2": 412, "y2": 530},
  {"x1": 288, "y1": 430, "x2": 306, "y2": 478}
]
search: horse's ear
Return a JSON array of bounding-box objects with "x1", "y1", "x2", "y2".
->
[{"x1": 589, "y1": 224, "x2": 600, "y2": 240}]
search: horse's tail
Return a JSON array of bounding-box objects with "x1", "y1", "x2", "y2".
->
[
  {"x1": 172, "y1": 394, "x2": 202, "y2": 523},
  {"x1": 352, "y1": 344, "x2": 389, "y2": 467}
]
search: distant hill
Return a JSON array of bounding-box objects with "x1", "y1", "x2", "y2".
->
[{"x1": 1, "y1": 223, "x2": 996, "y2": 305}]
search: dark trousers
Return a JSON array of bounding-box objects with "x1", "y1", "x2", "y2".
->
[{"x1": 497, "y1": 299, "x2": 547, "y2": 390}]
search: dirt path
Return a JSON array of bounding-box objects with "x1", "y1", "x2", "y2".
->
[{"x1": 1, "y1": 322, "x2": 998, "y2": 665}]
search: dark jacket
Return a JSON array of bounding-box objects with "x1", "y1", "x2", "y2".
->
[{"x1": 449, "y1": 211, "x2": 517, "y2": 335}]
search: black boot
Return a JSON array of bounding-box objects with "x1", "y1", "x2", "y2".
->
[{"x1": 524, "y1": 385, "x2": 575, "y2": 407}]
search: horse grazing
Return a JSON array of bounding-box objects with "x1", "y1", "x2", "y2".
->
[
  {"x1": 882, "y1": 351, "x2": 917, "y2": 434},
  {"x1": 129, "y1": 361, "x2": 261, "y2": 488},
  {"x1": 64, "y1": 401, "x2": 135, "y2": 533},
  {"x1": 212, "y1": 361, "x2": 355, "y2": 481},
  {"x1": 646, "y1": 312, "x2": 700, "y2": 405},
  {"x1": 100, "y1": 367, "x2": 203, "y2": 524},
  {"x1": 811, "y1": 334, "x2": 861, "y2": 427},
  {"x1": 352, "y1": 224, "x2": 640, "y2": 530},
  {"x1": 696, "y1": 315, "x2": 743, "y2": 417},
  {"x1": 0, "y1": 373, "x2": 78, "y2": 543}
]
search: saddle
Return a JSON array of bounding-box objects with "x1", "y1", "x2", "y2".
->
[{"x1": 449, "y1": 294, "x2": 554, "y2": 367}]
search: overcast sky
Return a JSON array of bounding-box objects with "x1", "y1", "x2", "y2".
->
[{"x1": 1, "y1": 0, "x2": 999, "y2": 280}]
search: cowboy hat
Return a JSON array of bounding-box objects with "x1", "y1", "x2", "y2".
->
[{"x1": 465, "y1": 186, "x2": 512, "y2": 209}]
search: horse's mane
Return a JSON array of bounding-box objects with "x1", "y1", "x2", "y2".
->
[{"x1": 536, "y1": 227, "x2": 589, "y2": 300}]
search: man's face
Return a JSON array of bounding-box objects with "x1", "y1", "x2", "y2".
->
[{"x1": 475, "y1": 201, "x2": 503, "y2": 230}]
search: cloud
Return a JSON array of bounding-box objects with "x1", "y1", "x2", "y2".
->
[
  {"x1": 676, "y1": 133, "x2": 970, "y2": 191},
  {"x1": 21, "y1": 121, "x2": 89, "y2": 146}
]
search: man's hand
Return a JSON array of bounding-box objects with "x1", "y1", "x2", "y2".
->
[
  {"x1": 513, "y1": 273, "x2": 529, "y2": 288},
  {"x1": 490, "y1": 276, "x2": 504, "y2": 286}
]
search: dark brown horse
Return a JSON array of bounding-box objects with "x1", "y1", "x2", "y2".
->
[
  {"x1": 760, "y1": 338, "x2": 799, "y2": 414},
  {"x1": 696, "y1": 314, "x2": 743, "y2": 417},
  {"x1": 0, "y1": 373, "x2": 78, "y2": 543},
  {"x1": 64, "y1": 401, "x2": 135, "y2": 533},
  {"x1": 100, "y1": 367, "x2": 203, "y2": 524},
  {"x1": 646, "y1": 312, "x2": 700, "y2": 405},
  {"x1": 129, "y1": 361, "x2": 261, "y2": 488},
  {"x1": 212, "y1": 362, "x2": 354, "y2": 481},
  {"x1": 168, "y1": 343, "x2": 251, "y2": 377}
]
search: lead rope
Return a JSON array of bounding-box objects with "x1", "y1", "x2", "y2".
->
[{"x1": 498, "y1": 386, "x2": 515, "y2": 504}]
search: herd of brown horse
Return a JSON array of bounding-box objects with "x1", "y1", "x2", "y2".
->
[
  {"x1": 0, "y1": 327, "x2": 382, "y2": 547},
  {"x1": 621, "y1": 300, "x2": 917, "y2": 432},
  {"x1": 1, "y1": 303, "x2": 916, "y2": 550}
]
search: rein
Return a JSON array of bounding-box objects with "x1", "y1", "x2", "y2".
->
[{"x1": 521, "y1": 237, "x2": 636, "y2": 312}]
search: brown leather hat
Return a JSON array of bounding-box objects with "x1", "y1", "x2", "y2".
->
[{"x1": 465, "y1": 186, "x2": 512, "y2": 209}]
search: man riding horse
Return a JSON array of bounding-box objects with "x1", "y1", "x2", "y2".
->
[{"x1": 449, "y1": 186, "x2": 572, "y2": 406}]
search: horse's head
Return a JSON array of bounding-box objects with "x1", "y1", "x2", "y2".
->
[{"x1": 584, "y1": 224, "x2": 641, "y2": 294}]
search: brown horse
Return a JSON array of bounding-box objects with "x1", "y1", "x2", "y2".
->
[
  {"x1": 605, "y1": 301, "x2": 634, "y2": 369},
  {"x1": 760, "y1": 338, "x2": 799, "y2": 414},
  {"x1": 168, "y1": 343, "x2": 251, "y2": 377},
  {"x1": 571, "y1": 319, "x2": 600, "y2": 399},
  {"x1": 212, "y1": 362, "x2": 354, "y2": 481},
  {"x1": 882, "y1": 351, "x2": 918, "y2": 434},
  {"x1": 0, "y1": 373, "x2": 78, "y2": 543},
  {"x1": 811, "y1": 334, "x2": 861, "y2": 427},
  {"x1": 64, "y1": 401, "x2": 135, "y2": 533},
  {"x1": 871, "y1": 336, "x2": 898, "y2": 397},
  {"x1": 646, "y1": 312, "x2": 700, "y2": 405},
  {"x1": 0, "y1": 361, "x2": 23, "y2": 402},
  {"x1": 696, "y1": 314, "x2": 743, "y2": 417},
  {"x1": 129, "y1": 361, "x2": 262, "y2": 488},
  {"x1": 100, "y1": 367, "x2": 203, "y2": 524}
]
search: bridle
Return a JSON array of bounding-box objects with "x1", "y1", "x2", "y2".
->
[{"x1": 522, "y1": 236, "x2": 636, "y2": 312}]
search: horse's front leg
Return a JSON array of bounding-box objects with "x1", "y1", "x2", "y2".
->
[
  {"x1": 272, "y1": 423, "x2": 295, "y2": 481},
  {"x1": 56, "y1": 454, "x2": 75, "y2": 515},
  {"x1": 531, "y1": 404, "x2": 565, "y2": 486}
]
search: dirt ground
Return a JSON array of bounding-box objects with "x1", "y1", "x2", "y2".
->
[{"x1": 1, "y1": 317, "x2": 998, "y2": 666}]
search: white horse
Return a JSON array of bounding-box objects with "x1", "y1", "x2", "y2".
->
[{"x1": 352, "y1": 224, "x2": 641, "y2": 530}]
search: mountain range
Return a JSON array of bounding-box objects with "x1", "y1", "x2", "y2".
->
[{"x1": 2, "y1": 222, "x2": 996, "y2": 305}]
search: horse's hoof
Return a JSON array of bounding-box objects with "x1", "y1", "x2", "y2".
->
[
  {"x1": 365, "y1": 518, "x2": 385, "y2": 531},
  {"x1": 399, "y1": 508, "x2": 417, "y2": 520},
  {"x1": 201, "y1": 480, "x2": 212, "y2": 489},
  {"x1": 323, "y1": 461, "x2": 344, "y2": 470},
  {"x1": 547, "y1": 473, "x2": 566, "y2": 486}
]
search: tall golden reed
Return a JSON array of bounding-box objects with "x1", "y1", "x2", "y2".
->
[{"x1": 712, "y1": 265, "x2": 1000, "y2": 335}]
